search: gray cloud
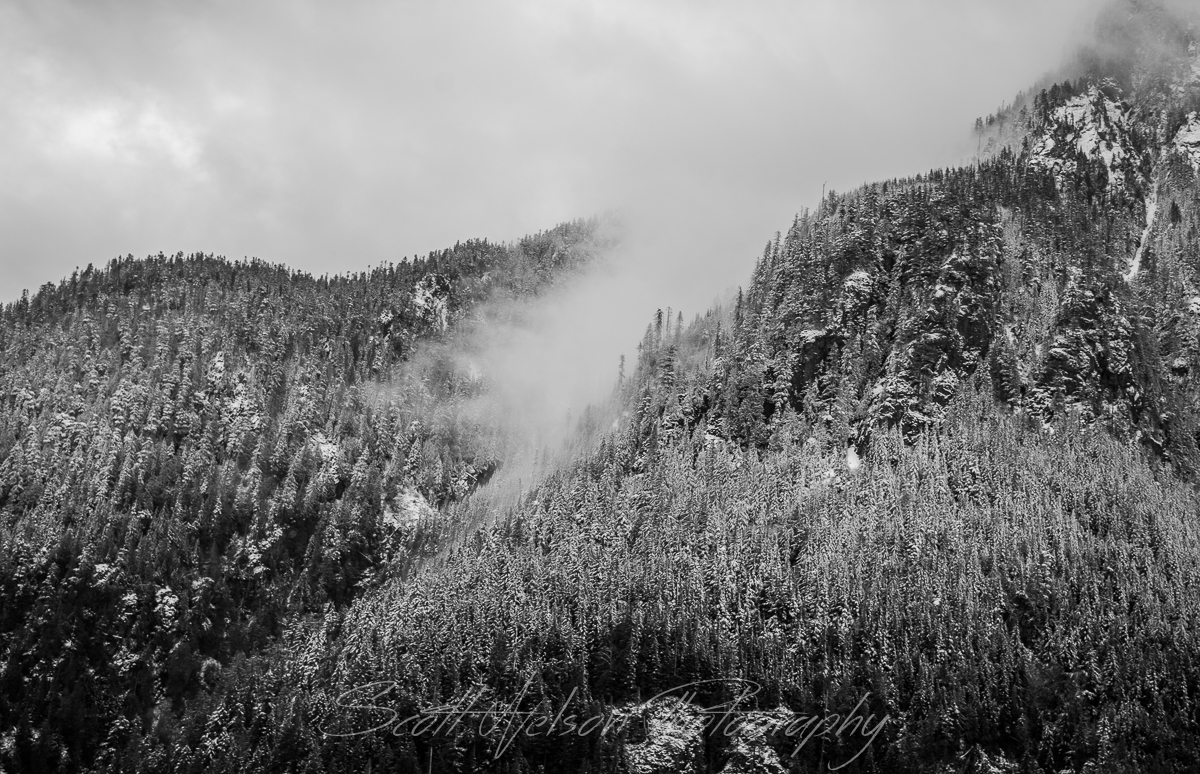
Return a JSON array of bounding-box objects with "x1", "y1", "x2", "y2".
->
[{"x1": 2, "y1": 0, "x2": 1102, "y2": 306}]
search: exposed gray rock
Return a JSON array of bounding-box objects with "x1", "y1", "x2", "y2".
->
[
  {"x1": 718, "y1": 709, "x2": 791, "y2": 774},
  {"x1": 618, "y1": 698, "x2": 706, "y2": 774}
]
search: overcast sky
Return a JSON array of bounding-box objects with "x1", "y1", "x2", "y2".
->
[{"x1": 1, "y1": 0, "x2": 1102, "y2": 309}]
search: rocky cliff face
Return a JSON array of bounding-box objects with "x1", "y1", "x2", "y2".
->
[{"x1": 718, "y1": 4, "x2": 1200, "y2": 479}]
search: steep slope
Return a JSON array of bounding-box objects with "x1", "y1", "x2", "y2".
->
[
  {"x1": 0, "y1": 219, "x2": 613, "y2": 772},
  {"x1": 723, "y1": 1, "x2": 1200, "y2": 477}
]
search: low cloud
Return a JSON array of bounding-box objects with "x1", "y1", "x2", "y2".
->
[{"x1": 1, "y1": 0, "x2": 1104, "y2": 304}]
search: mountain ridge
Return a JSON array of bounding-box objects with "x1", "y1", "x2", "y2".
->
[{"x1": 4, "y1": 2, "x2": 1200, "y2": 772}]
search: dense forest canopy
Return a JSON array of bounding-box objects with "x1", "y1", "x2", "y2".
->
[{"x1": 4, "y1": 2, "x2": 1200, "y2": 772}]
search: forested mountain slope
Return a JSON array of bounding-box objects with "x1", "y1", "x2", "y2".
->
[
  {"x1": 5, "y1": 1, "x2": 1200, "y2": 773},
  {"x1": 727, "y1": 2, "x2": 1200, "y2": 473},
  {"x1": 0, "y1": 219, "x2": 614, "y2": 771}
]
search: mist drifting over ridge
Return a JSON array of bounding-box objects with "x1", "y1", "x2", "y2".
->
[
  {"x1": 1, "y1": 0, "x2": 1167, "y2": 487},
  {"x1": 3, "y1": 0, "x2": 1105, "y2": 305},
  {"x1": 456, "y1": 0, "x2": 1200, "y2": 454}
]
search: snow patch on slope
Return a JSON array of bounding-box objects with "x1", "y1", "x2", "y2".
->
[
  {"x1": 412, "y1": 274, "x2": 451, "y2": 332},
  {"x1": 1031, "y1": 83, "x2": 1134, "y2": 193},
  {"x1": 1124, "y1": 190, "x2": 1157, "y2": 283},
  {"x1": 619, "y1": 698, "x2": 705, "y2": 774},
  {"x1": 383, "y1": 486, "x2": 434, "y2": 529},
  {"x1": 155, "y1": 587, "x2": 180, "y2": 626},
  {"x1": 844, "y1": 270, "x2": 871, "y2": 293},
  {"x1": 719, "y1": 709, "x2": 791, "y2": 774},
  {"x1": 310, "y1": 431, "x2": 342, "y2": 462},
  {"x1": 1174, "y1": 113, "x2": 1200, "y2": 171}
]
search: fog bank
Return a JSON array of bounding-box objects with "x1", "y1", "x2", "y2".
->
[{"x1": 2, "y1": 0, "x2": 1104, "y2": 306}]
